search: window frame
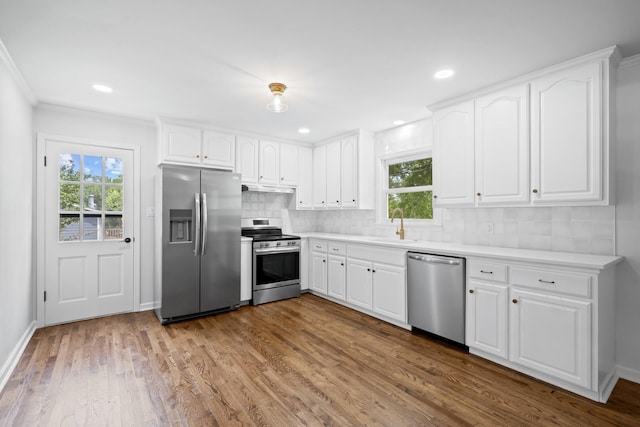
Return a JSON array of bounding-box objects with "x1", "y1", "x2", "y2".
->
[{"x1": 377, "y1": 147, "x2": 440, "y2": 226}]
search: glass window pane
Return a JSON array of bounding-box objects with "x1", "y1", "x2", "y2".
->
[
  {"x1": 105, "y1": 157, "x2": 123, "y2": 183},
  {"x1": 60, "y1": 183, "x2": 80, "y2": 211},
  {"x1": 59, "y1": 153, "x2": 80, "y2": 181},
  {"x1": 83, "y1": 155, "x2": 103, "y2": 182},
  {"x1": 388, "y1": 191, "x2": 433, "y2": 219},
  {"x1": 105, "y1": 215, "x2": 123, "y2": 240},
  {"x1": 83, "y1": 215, "x2": 101, "y2": 241},
  {"x1": 84, "y1": 184, "x2": 103, "y2": 211},
  {"x1": 59, "y1": 214, "x2": 80, "y2": 241},
  {"x1": 388, "y1": 158, "x2": 432, "y2": 189},
  {"x1": 105, "y1": 186, "x2": 123, "y2": 212}
]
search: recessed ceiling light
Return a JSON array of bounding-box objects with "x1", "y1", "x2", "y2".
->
[
  {"x1": 393, "y1": 120, "x2": 405, "y2": 126},
  {"x1": 92, "y1": 84, "x2": 113, "y2": 93},
  {"x1": 298, "y1": 128, "x2": 310, "y2": 134},
  {"x1": 434, "y1": 69, "x2": 455, "y2": 79}
]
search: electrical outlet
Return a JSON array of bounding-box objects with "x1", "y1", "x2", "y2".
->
[{"x1": 480, "y1": 221, "x2": 494, "y2": 234}]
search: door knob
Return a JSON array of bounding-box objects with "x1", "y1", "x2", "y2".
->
[{"x1": 124, "y1": 237, "x2": 132, "y2": 243}]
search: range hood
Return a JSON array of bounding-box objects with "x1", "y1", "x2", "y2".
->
[{"x1": 241, "y1": 184, "x2": 294, "y2": 194}]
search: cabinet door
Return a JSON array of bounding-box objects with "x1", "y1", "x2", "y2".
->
[
  {"x1": 346, "y1": 259, "x2": 373, "y2": 310},
  {"x1": 296, "y1": 146, "x2": 313, "y2": 209},
  {"x1": 279, "y1": 143, "x2": 299, "y2": 186},
  {"x1": 475, "y1": 85, "x2": 530, "y2": 205},
  {"x1": 259, "y1": 140, "x2": 280, "y2": 185},
  {"x1": 531, "y1": 62, "x2": 602, "y2": 203},
  {"x1": 466, "y1": 280, "x2": 508, "y2": 358},
  {"x1": 509, "y1": 288, "x2": 591, "y2": 388},
  {"x1": 202, "y1": 130, "x2": 235, "y2": 169},
  {"x1": 163, "y1": 124, "x2": 202, "y2": 165},
  {"x1": 240, "y1": 241, "x2": 252, "y2": 301},
  {"x1": 432, "y1": 100, "x2": 475, "y2": 207},
  {"x1": 372, "y1": 263, "x2": 406, "y2": 322},
  {"x1": 326, "y1": 140, "x2": 342, "y2": 208},
  {"x1": 341, "y1": 136, "x2": 358, "y2": 208},
  {"x1": 235, "y1": 136, "x2": 259, "y2": 184},
  {"x1": 328, "y1": 255, "x2": 346, "y2": 300},
  {"x1": 313, "y1": 145, "x2": 327, "y2": 208},
  {"x1": 311, "y1": 252, "x2": 328, "y2": 294}
]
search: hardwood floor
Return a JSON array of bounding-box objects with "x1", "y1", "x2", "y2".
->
[{"x1": 1, "y1": 294, "x2": 639, "y2": 426}]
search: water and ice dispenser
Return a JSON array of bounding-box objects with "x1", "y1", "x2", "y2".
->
[{"x1": 169, "y1": 209, "x2": 192, "y2": 243}]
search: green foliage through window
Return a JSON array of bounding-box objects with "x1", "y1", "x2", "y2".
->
[{"x1": 385, "y1": 157, "x2": 433, "y2": 220}]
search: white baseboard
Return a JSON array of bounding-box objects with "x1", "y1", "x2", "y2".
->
[
  {"x1": 139, "y1": 301, "x2": 157, "y2": 312},
  {"x1": 617, "y1": 364, "x2": 640, "y2": 385},
  {"x1": 0, "y1": 321, "x2": 36, "y2": 393}
]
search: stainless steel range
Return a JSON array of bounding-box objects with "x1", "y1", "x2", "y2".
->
[{"x1": 241, "y1": 218, "x2": 301, "y2": 305}]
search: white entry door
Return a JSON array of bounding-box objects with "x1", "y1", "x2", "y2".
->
[{"x1": 42, "y1": 138, "x2": 135, "y2": 325}]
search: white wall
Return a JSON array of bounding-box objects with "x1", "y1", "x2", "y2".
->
[
  {"x1": 33, "y1": 105, "x2": 158, "y2": 307},
  {"x1": 0, "y1": 52, "x2": 34, "y2": 386},
  {"x1": 615, "y1": 55, "x2": 640, "y2": 377}
]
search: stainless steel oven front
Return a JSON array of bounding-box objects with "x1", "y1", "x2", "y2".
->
[{"x1": 252, "y1": 240, "x2": 301, "y2": 305}]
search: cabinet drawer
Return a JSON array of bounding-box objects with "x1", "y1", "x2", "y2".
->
[
  {"x1": 310, "y1": 240, "x2": 327, "y2": 252},
  {"x1": 511, "y1": 267, "x2": 591, "y2": 298},
  {"x1": 468, "y1": 261, "x2": 508, "y2": 283},
  {"x1": 328, "y1": 243, "x2": 347, "y2": 255}
]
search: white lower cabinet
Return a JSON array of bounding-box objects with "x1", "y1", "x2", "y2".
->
[
  {"x1": 466, "y1": 257, "x2": 616, "y2": 403},
  {"x1": 310, "y1": 240, "x2": 328, "y2": 294},
  {"x1": 371, "y1": 263, "x2": 406, "y2": 322},
  {"x1": 328, "y1": 255, "x2": 346, "y2": 300},
  {"x1": 509, "y1": 287, "x2": 591, "y2": 389},
  {"x1": 466, "y1": 280, "x2": 508, "y2": 359},
  {"x1": 346, "y1": 258, "x2": 373, "y2": 309}
]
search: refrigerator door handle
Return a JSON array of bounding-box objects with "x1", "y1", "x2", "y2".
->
[
  {"x1": 201, "y1": 192, "x2": 208, "y2": 255},
  {"x1": 194, "y1": 193, "x2": 201, "y2": 256}
]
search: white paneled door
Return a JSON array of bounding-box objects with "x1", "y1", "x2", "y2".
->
[{"x1": 42, "y1": 138, "x2": 135, "y2": 325}]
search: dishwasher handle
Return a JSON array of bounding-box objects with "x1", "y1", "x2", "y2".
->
[{"x1": 408, "y1": 253, "x2": 462, "y2": 266}]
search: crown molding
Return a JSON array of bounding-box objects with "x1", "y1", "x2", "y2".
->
[
  {"x1": 0, "y1": 38, "x2": 37, "y2": 105},
  {"x1": 620, "y1": 53, "x2": 640, "y2": 69}
]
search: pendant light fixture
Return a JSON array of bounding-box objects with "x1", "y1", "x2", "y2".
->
[{"x1": 266, "y1": 82, "x2": 288, "y2": 113}]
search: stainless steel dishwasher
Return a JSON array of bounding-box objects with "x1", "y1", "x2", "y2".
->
[{"x1": 407, "y1": 252, "x2": 466, "y2": 345}]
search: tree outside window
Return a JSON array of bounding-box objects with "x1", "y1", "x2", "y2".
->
[{"x1": 385, "y1": 157, "x2": 433, "y2": 220}]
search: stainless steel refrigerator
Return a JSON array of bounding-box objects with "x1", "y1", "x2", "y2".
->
[{"x1": 154, "y1": 166, "x2": 241, "y2": 324}]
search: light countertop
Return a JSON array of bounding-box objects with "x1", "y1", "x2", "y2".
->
[{"x1": 298, "y1": 232, "x2": 623, "y2": 270}]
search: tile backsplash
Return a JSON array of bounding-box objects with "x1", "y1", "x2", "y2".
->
[{"x1": 242, "y1": 192, "x2": 616, "y2": 255}]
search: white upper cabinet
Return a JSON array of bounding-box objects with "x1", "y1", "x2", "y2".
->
[
  {"x1": 341, "y1": 135, "x2": 358, "y2": 208},
  {"x1": 475, "y1": 84, "x2": 530, "y2": 205},
  {"x1": 430, "y1": 46, "x2": 619, "y2": 207},
  {"x1": 296, "y1": 146, "x2": 313, "y2": 209},
  {"x1": 326, "y1": 140, "x2": 342, "y2": 208},
  {"x1": 235, "y1": 136, "x2": 259, "y2": 184},
  {"x1": 432, "y1": 100, "x2": 475, "y2": 207},
  {"x1": 258, "y1": 140, "x2": 280, "y2": 185},
  {"x1": 159, "y1": 122, "x2": 235, "y2": 169},
  {"x1": 279, "y1": 143, "x2": 299, "y2": 186},
  {"x1": 202, "y1": 130, "x2": 235, "y2": 169},
  {"x1": 313, "y1": 145, "x2": 327, "y2": 208},
  {"x1": 531, "y1": 62, "x2": 602, "y2": 204}
]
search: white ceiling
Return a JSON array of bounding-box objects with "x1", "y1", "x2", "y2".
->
[{"x1": 2, "y1": 0, "x2": 640, "y2": 142}]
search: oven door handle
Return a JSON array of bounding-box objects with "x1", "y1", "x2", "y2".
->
[{"x1": 254, "y1": 247, "x2": 300, "y2": 255}]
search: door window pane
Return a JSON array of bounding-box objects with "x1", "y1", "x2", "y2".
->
[
  {"x1": 59, "y1": 153, "x2": 80, "y2": 181},
  {"x1": 83, "y1": 156, "x2": 103, "y2": 182},
  {"x1": 105, "y1": 215, "x2": 123, "y2": 240},
  {"x1": 105, "y1": 186, "x2": 123, "y2": 211},
  {"x1": 59, "y1": 214, "x2": 80, "y2": 241},
  {"x1": 105, "y1": 157, "x2": 123, "y2": 183},
  {"x1": 83, "y1": 215, "x2": 101, "y2": 241},
  {"x1": 60, "y1": 184, "x2": 80, "y2": 211}
]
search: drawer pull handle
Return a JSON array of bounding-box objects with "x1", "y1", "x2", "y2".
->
[
  {"x1": 538, "y1": 279, "x2": 556, "y2": 284},
  {"x1": 469, "y1": 289, "x2": 474, "y2": 294},
  {"x1": 512, "y1": 299, "x2": 518, "y2": 304},
  {"x1": 480, "y1": 270, "x2": 493, "y2": 274},
  {"x1": 333, "y1": 248, "x2": 339, "y2": 251}
]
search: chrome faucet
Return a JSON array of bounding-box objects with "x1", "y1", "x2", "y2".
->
[{"x1": 390, "y1": 207, "x2": 405, "y2": 240}]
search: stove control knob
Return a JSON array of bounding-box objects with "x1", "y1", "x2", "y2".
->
[{"x1": 276, "y1": 242, "x2": 281, "y2": 246}]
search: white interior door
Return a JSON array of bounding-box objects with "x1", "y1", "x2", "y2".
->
[{"x1": 42, "y1": 138, "x2": 135, "y2": 325}]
